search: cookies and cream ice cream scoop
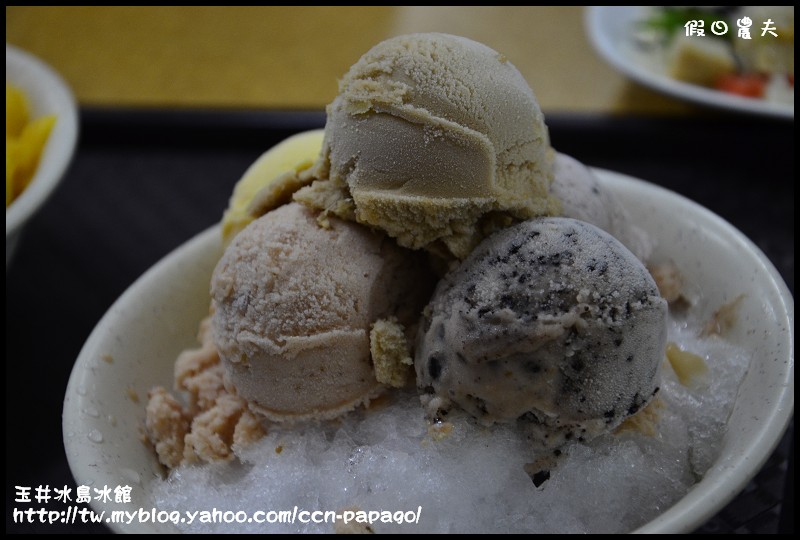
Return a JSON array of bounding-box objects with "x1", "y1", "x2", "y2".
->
[{"x1": 416, "y1": 217, "x2": 667, "y2": 448}]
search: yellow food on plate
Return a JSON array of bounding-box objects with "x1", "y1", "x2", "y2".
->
[
  {"x1": 220, "y1": 129, "x2": 324, "y2": 243},
  {"x1": 6, "y1": 81, "x2": 57, "y2": 207},
  {"x1": 666, "y1": 35, "x2": 736, "y2": 87},
  {"x1": 6, "y1": 82, "x2": 29, "y2": 138},
  {"x1": 6, "y1": 144, "x2": 14, "y2": 207}
]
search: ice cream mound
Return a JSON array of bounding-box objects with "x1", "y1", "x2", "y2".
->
[
  {"x1": 144, "y1": 32, "x2": 752, "y2": 533},
  {"x1": 150, "y1": 313, "x2": 750, "y2": 533}
]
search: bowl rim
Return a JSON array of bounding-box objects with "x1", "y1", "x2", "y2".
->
[
  {"x1": 63, "y1": 170, "x2": 794, "y2": 533},
  {"x1": 6, "y1": 43, "x2": 79, "y2": 237},
  {"x1": 595, "y1": 169, "x2": 795, "y2": 533}
]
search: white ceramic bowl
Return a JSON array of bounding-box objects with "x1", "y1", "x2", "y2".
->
[
  {"x1": 6, "y1": 44, "x2": 79, "y2": 265},
  {"x1": 63, "y1": 170, "x2": 794, "y2": 533}
]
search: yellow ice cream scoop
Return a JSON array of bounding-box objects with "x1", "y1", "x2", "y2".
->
[{"x1": 221, "y1": 129, "x2": 324, "y2": 243}]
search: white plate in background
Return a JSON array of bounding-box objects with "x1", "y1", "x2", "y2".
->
[{"x1": 584, "y1": 6, "x2": 794, "y2": 120}]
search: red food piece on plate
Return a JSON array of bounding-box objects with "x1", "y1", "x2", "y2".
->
[{"x1": 714, "y1": 74, "x2": 768, "y2": 98}]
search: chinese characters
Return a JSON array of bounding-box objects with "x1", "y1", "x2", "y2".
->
[
  {"x1": 685, "y1": 17, "x2": 780, "y2": 38},
  {"x1": 16, "y1": 484, "x2": 132, "y2": 504}
]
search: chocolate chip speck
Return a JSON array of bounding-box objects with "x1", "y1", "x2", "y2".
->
[
  {"x1": 428, "y1": 356, "x2": 442, "y2": 380},
  {"x1": 531, "y1": 470, "x2": 550, "y2": 487}
]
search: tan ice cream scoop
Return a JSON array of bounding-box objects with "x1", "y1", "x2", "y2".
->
[
  {"x1": 297, "y1": 33, "x2": 558, "y2": 260},
  {"x1": 211, "y1": 203, "x2": 431, "y2": 422}
]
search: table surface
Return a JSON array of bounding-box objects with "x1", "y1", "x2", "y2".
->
[{"x1": 6, "y1": 6, "x2": 702, "y2": 115}]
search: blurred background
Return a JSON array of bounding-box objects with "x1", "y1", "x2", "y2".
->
[
  {"x1": 6, "y1": 6, "x2": 793, "y2": 534},
  {"x1": 7, "y1": 6, "x2": 694, "y2": 114}
]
